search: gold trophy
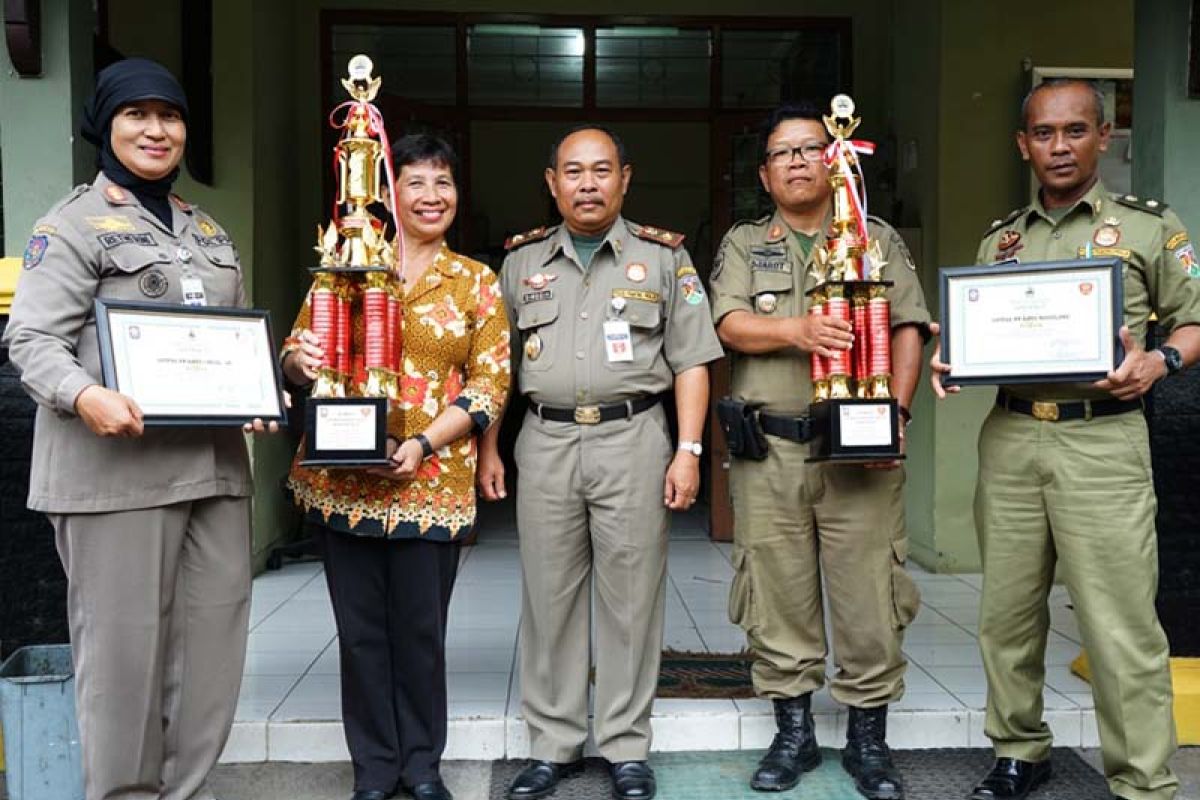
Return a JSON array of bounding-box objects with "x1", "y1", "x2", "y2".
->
[
  {"x1": 301, "y1": 55, "x2": 400, "y2": 467},
  {"x1": 806, "y1": 94, "x2": 901, "y2": 461}
]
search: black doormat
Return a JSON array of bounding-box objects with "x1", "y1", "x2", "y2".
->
[
  {"x1": 489, "y1": 748, "x2": 1106, "y2": 799},
  {"x1": 656, "y1": 649, "x2": 755, "y2": 699}
]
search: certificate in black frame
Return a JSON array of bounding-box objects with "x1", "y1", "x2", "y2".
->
[
  {"x1": 938, "y1": 257, "x2": 1124, "y2": 386},
  {"x1": 301, "y1": 396, "x2": 391, "y2": 468},
  {"x1": 94, "y1": 298, "x2": 288, "y2": 426}
]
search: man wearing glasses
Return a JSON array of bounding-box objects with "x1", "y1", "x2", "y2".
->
[{"x1": 708, "y1": 102, "x2": 929, "y2": 799}]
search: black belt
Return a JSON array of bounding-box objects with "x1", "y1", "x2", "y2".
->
[
  {"x1": 533, "y1": 395, "x2": 660, "y2": 425},
  {"x1": 759, "y1": 411, "x2": 814, "y2": 443},
  {"x1": 995, "y1": 390, "x2": 1142, "y2": 422}
]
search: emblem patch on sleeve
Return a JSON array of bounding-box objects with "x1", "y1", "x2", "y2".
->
[
  {"x1": 679, "y1": 274, "x2": 706, "y2": 305},
  {"x1": 1175, "y1": 242, "x2": 1199, "y2": 278},
  {"x1": 22, "y1": 234, "x2": 48, "y2": 270}
]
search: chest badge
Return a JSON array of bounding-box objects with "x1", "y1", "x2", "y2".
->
[
  {"x1": 756, "y1": 293, "x2": 778, "y2": 314},
  {"x1": 139, "y1": 269, "x2": 169, "y2": 298},
  {"x1": 525, "y1": 332, "x2": 544, "y2": 361},
  {"x1": 625, "y1": 263, "x2": 647, "y2": 283},
  {"x1": 197, "y1": 218, "x2": 219, "y2": 236},
  {"x1": 1093, "y1": 225, "x2": 1121, "y2": 247},
  {"x1": 998, "y1": 230, "x2": 1021, "y2": 250},
  {"x1": 523, "y1": 272, "x2": 558, "y2": 291}
]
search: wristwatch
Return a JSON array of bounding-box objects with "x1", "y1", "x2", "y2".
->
[
  {"x1": 1157, "y1": 345, "x2": 1183, "y2": 376},
  {"x1": 677, "y1": 441, "x2": 703, "y2": 456},
  {"x1": 414, "y1": 433, "x2": 435, "y2": 459}
]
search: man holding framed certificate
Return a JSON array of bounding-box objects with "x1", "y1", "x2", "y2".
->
[{"x1": 931, "y1": 79, "x2": 1200, "y2": 800}]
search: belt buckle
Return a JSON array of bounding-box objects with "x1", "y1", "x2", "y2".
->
[
  {"x1": 574, "y1": 405, "x2": 602, "y2": 424},
  {"x1": 1031, "y1": 401, "x2": 1060, "y2": 422}
]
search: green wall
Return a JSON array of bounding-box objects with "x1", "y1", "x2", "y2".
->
[{"x1": 0, "y1": 0, "x2": 93, "y2": 255}]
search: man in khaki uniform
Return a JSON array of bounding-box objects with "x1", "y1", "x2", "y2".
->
[
  {"x1": 709, "y1": 103, "x2": 928, "y2": 800},
  {"x1": 931, "y1": 79, "x2": 1200, "y2": 800},
  {"x1": 478, "y1": 126, "x2": 723, "y2": 800}
]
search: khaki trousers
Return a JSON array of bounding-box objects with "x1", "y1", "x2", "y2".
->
[
  {"x1": 727, "y1": 435, "x2": 919, "y2": 707},
  {"x1": 51, "y1": 497, "x2": 251, "y2": 800},
  {"x1": 515, "y1": 407, "x2": 672, "y2": 763},
  {"x1": 975, "y1": 407, "x2": 1177, "y2": 800}
]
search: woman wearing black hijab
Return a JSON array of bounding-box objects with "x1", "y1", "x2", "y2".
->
[{"x1": 4, "y1": 58, "x2": 270, "y2": 800}]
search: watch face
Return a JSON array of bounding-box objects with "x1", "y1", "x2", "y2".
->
[{"x1": 1165, "y1": 347, "x2": 1184, "y2": 372}]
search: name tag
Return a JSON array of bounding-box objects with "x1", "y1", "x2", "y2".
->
[
  {"x1": 181, "y1": 277, "x2": 207, "y2": 306},
  {"x1": 604, "y1": 320, "x2": 633, "y2": 362}
]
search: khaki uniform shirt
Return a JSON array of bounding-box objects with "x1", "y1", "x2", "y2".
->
[
  {"x1": 710, "y1": 210, "x2": 930, "y2": 414},
  {"x1": 977, "y1": 180, "x2": 1200, "y2": 401},
  {"x1": 500, "y1": 217, "x2": 723, "y2": 406},
  {"x1": 3, "y1": 172, "x2": 252, "y2": 513}
]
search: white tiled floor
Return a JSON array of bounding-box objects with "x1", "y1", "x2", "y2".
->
[{"x1": 221, "y1": 506, "x2": 1094, "y2": 763}]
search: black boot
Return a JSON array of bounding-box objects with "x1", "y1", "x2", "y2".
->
[
  {"x1": 843, "y1": 706, "x2": 904, "y2": 800},
  {"x1": 750, "y1": 694, "x2": 822, "y2": 792}
]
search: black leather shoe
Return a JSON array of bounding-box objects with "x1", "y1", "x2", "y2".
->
[
  {"x1": 410, "y1": 781, "x2": 453, "y2": 800},
  {"x1": 609, "y1": 761, "x2": 656, "y2": 800},
  {"x1": 843, "y1": 706, "x2": 904, "y2": 800},
  {"x1": 506, "y1": 759, "x2": 585, "y2": 799},
  {"x1": 751, "y1": 694, "x2": 822, "y2": 791},
  {"x1": 968, "y1": 758, "x2": 1052, "y2": 800},
  {"x1": 350, "y1": 792, "x2": 390, "y2": 800}
]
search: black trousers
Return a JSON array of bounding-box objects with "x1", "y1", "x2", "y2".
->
[{"x1": 319, "y1": 526, "x2": 459, "y2": 791}]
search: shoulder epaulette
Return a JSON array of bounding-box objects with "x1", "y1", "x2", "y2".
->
[
  {"x1": 732, "y1": 214, "x2": 771, "y2": 230},
  {"x1": 631, "y1": 223, "x2": 686, "y2": 250},
  {"x1": 985, "y1": 207, "x2": 1026, "y2": 236},
  {"x1": 504, "y1": 225, "x2": 555, "y2": 251},
  {"x1": 1113, "y1": 193, "x2": 1166, "y2": 217},
  {"x1": 866, "y1": 214, "x2": 897, "y2": 231}
]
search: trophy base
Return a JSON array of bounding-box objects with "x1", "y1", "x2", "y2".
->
[
  {"x1": 806, "y1": 397, "x2": 903, "y2": 463},
  {"x1": 309, "y1": 264, "x2": 391, "y2": 275},
  {"x1": 805, "y1": 279, "x2": 894, "y2": 296},
  {"x1": 301, "y1": 396, "x2": 392, "y2": 468}
]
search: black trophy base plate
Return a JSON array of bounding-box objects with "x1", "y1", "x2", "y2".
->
[
  {"x1": 299, "y1": 457, "x2": 393, "y2": 469},
  {"x1": 806, "y1": 397, "x2": 903, "y2": 463}
]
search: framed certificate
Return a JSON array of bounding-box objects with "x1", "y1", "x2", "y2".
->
[
  {"x1": 301, "y1": 397, "x2": 391, "y2": 467},
  {"x1": 939, "y1": 258, "x2": 1124, "y2": 386},
  {"x1": 94, "y1": 299, "x2": 287, "y2": 426}
]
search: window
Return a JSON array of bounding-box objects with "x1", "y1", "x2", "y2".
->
[
  {"x1": 596, "y1": 27, "x2": 709, "y2": 108},
  {"x1": 468, "y1": 25, "x2": 584, "y2": 107}
]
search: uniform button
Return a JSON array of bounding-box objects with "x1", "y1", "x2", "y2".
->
[
  {"x1": 580, "y1": 311, "x2": 589, "y2": 320},
  {"x1": 1052, "y1": 231, "x2": 1062, "y2": 239},
  {"x1": 177, "y1": 247, "x2": 192, "y2": 262},
  {"x1": 575, "y1": 350, "x2": 585, "y2": 360},
  {"x1": 577, "y1": 390, "x2": 587, "y2": 401}
]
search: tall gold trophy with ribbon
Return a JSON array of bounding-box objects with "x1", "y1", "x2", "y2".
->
[
  {"x1": 301, "y1": 55, "x2": 401, "y2": 466},
  {"x1": 806, "y1": 94, "x2": 901, "y2": 461}
]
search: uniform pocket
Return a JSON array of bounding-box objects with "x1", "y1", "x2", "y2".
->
[
  {"x1": 728, "y1": 546, "x2": 760, "y2": 633},
  {"x1": 107, "y1": 247, "x2": 170, "y2": 274},
  {"x1": 604, "y1": 298, "x2": 662, "y2": 371},
  {"x1": 750, "y1": 270, "x2": 795, "y2": 315},
  {"x1": 889, "y1": 537, "x2": 920, "y2": 630},
  {"x1": 516, "y1": 298, "x2": 561, "y2": 372}
]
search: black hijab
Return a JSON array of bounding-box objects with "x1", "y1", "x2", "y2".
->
[{"x1": 81, "y1": 58, "x2": 189, "y2": 229}]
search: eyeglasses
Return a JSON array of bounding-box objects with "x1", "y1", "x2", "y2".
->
[{"x1": 765, "y1": 142, "x2": 827, "y2": 166}]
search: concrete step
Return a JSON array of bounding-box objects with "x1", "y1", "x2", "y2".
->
[{"x1": 218, "y1": 702, "x2": 1101, "y2": 764}]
